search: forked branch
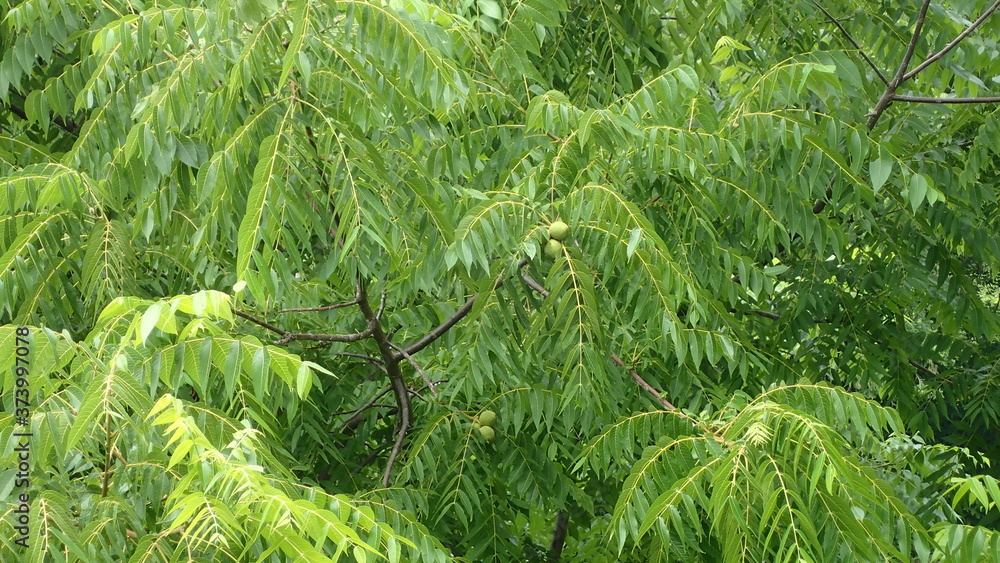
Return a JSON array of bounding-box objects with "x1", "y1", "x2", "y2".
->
[{"x1": 867, "y1": 0, "x2": 1000, "y2": 129}]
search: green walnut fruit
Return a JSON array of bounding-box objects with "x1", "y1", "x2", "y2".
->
[
  {"x1": 548, "y1": 221, "x2": 570, "y2": 242},
  {"x1": 478, "y1": 410, "x2": 497, "y2": 428},
  {"x1": 544, "y1": 238, "x2": 563, "y2": 259},
  {"x1": 478, "y1": 425, "x2": 496, "y2": 442}
]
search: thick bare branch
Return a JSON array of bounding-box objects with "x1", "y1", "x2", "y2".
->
[
  {"x1": 275, "y1": 327, "x2": 374, "y2": 346},
  {"x1": 234, "y1": 309, "x2": 373, "y2": 345},
  {"x1": 399, "y1": 296, "x2": 478, "y2": 357},
  {"x1": 399, "y1": 260, "x2": 525, "y2": 357}
]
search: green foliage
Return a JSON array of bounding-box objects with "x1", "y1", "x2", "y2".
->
[{"x1": 1, "y1": 0, "x2": 1000, "y2": 560}]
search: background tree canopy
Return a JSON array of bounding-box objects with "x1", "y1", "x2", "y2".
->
[{"x1": 1, "y1": 0, "x2": 1000, "y2": 560}]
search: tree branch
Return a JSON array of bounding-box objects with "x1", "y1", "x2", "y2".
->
[
  {"x1": 333, "y1": 351, "x2": 385, "y2": 367},
  {"x1": 398, "y1": 295, "x2": 478, "y2": 357},
  {"x1": 749, "y1": 309, "x2": 781, "y2": 320},
  {"x1": 521, "y1": 266, "x2": 550, "y2": 297},
  {"x1": 234, "y1": 309, "x2": 288, "y2": 335},
  {"x1": 357, "y1": 283, "x2": 412, "y2": 487},
  {"x1": 524, "y1": 270, "x2": 684, "y2": 413},
  {"x1": 279, "y1": 298, "x2": 359, "y2": 313},
  {"x1": 549, "y1": 510, "x2": 569, "y2": 561},
  {"x1": 811, "y1": 1, "x2": 888, "y2": 85},
  {"x1": 376, "y1": 290, "x2": 388, "y2": 321},
  {"x1": 5, "y1": 100, "x2": 80, "y2": 134},
  {"x1": 234, "y1": 308, "x2": 374, "y2": 345},
  {"x1": 275, "y1": 327, "x2": 374, "y2": 346},
  {"x1": 892, "y1": 94, "x2": 1000, "y2": 104},
  {"x1": 902, "y1": 0, "x2": 1000, "y2": 81},
  {"x1": 399, "y1": 260, "x2": 525, "y2": 357},
  {"x1": 867, "y1": 0, "x2": 932, "y2": 130},
  {"x1": 390, "y1": 342, "x2": 438, "y2": 397},
  {"x1": 908, "y1": 359, "x2": 938, "y2": 377},
  {"x1": 352, "y1": 440, "x2": 392, "y2": 475},
  {"x1": 303, "y1": 124, "x2": 343, "y2": 247},
  {"x1": 339, "y1": 387, "x2": 395, "y2": 433},
  {"x1": 611, "y1": 353, "x2": 676, "y2": 410}
]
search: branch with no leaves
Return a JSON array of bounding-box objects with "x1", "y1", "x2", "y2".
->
[
  {"x1": 397, "y1": 295, "x2": 478, "y2": 357},
  {"x1": 275, "y1": 327, "x2": 373, "y2": 346},
  {"x1": 397, "y1": 261, "x2": 518, "y2": 357},
  {"x1": 333, "y1": 351, "x2": 385, "y2": 371},
  {"x1": 748, "y1": 309, "x2": 781, "y2": 320},
  {"x1": 279, "y1": 298, "x2": 359, "y2": 313},
  {"x1": 234, "y1": 309, "x2": 374, "y2": 345},
  {"x1": 810, "y1": 1, "x2": 888, "y2": 85},
  {"x1": 520, "y1": 265, "x2": 683, "y2": 410},
  {"x1": 520, "y1": 265, "x2": 550, "y2": 297},
  {"x1": 892, "y1": 94, "x2": 1000, "y2": 104},
  {"x1": 611, "y1": 353, "x2": 676, "y2": 410},
  {"x1": 338, "y1": 387, "x2": 396, "y2": 433},
  {"x1": 390, "y1": 342, "x2": 438, "y2": 397}
]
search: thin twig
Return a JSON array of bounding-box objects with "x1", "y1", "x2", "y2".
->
[
  {"x1": 892, "y1": 94, "x2": 1000, "y2": 104},
  {"x1": 339, "y1": 388, "x2": 395, "y2": 433},
  {"x1": 408, "y1": 387, "x2": 429, "y2": 403},
  {"x1": 278, "y1": 299, "x2": 359, "y2": 313},
  {"x1": 332, "y1": 404, "x2": 396, "y2": 417},
  {"x1": 376, "y1": 291, "x2": 388, "y2": 320},
  {"x1": 611, "y1": 353, "x2": 676, "y2": 410},
  {"x1": 745, "y1": 309, "x2": 827, "y2": 324},
  {"x1": 235, "y1": 309, "x2": 373, "y2": 345},
  {"x1": 521, "y1": 267, "x2": 550, "y2": 297},
  {"x1": 334, "y1": 351, "x2": 385, "y2": 366},
  {"x1": 903, "y1": 0, "x2": 1000, "y2": 81},
  {"x1": 415, "y1": 378, "x2": 449, "y2": 395},
  {"x1": 810, "y1": 1, "x2": 888, "y2": 85},
  {"x1": 908, "y1": 359, "x2": 938, "y2": 377},
  {"x1": 352, "y1": 440, "x2": 392, "y2": 474},
  {"x1": 390, "y1": 342, "x2": 438, "y2": 396},
  {"x1": 234, "y1": 309, "x2": 289, "y2": 336}
]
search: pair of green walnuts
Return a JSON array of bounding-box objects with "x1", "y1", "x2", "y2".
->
[
  {"x1": 473, "y1": 410, "x2": 498, "y2": 442},
  {"x1": 543, "y1": 221, "x2": 570, "y2": 259}
]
